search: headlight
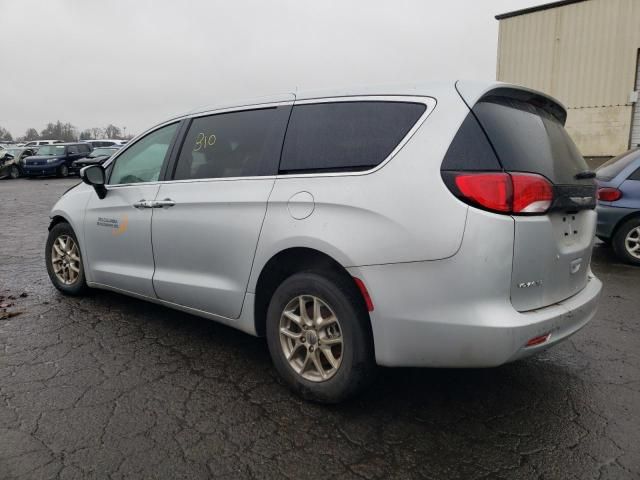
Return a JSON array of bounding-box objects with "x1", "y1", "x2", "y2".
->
[{"x1": 46, "y1": 158, "x2": 60, "y2": 163}]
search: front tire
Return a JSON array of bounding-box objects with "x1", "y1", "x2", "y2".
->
[
  {"x1": 612, "y1": 218, "x2": 640, "y2": 266},
  {"x1": 9, "y1": 165, "x2": 20, "y2": 179},
  {"x1": 46, "y1": 222, "x2": 88, "y2": 295},
  {"x1": 58, "y1": 165, "x2": 69, "y2": 177},
  {"x1": 266, "y1": 272, "x2": 375, "y2": 403}
]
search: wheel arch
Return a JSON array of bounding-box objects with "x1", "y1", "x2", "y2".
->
[
  {"x1": 48, "y1": 214, "x2": 71, "y2": 231},
  {"x1": 611, "y1": 210, "x2": 640, "y2": 240},
  {"x1": 252, "y1": 247, "x2": 372, "y2": 340}
]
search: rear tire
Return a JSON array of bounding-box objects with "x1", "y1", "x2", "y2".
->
[
  {"x1": 612, "y1": 218, "x2": 640, "y2": 266},
  {"x1": 265, "y1": 272, "x2": 375, "y2": 403},
  {"x1": 46, "y1": 222, "x2": 89, "y2": 295}
]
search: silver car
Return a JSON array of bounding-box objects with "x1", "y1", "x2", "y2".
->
[{"x1": 46, "y1": 81, "x2": 602, "y2": 402}]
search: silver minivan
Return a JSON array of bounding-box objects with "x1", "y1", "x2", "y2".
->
[{"x1": 46, "y1": 81, "x2": 602, "y2": 402}]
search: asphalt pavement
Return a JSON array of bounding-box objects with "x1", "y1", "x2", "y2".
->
[{"x1": 1, "y1": 178, "x2": 639, "y2": 479}]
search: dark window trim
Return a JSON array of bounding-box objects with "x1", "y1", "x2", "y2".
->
[{"x1": 162, "y1": 118, "x2": 190, "y2": 181}]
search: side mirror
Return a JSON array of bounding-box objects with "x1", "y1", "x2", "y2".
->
[{"x1": 80, "y1": 165, "x2": 107, "y2": 199}]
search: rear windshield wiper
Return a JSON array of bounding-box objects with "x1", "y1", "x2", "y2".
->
[{"x1": 575, "y1": 170, "x2": 596, "y2": 180}]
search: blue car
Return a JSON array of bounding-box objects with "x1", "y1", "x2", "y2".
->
[
  {"x1": 596, "y1": 148, "x2": 640, "y2": 265},
  {"x1": 22, "y1": 143, "x2": 92, "y2": 178}
]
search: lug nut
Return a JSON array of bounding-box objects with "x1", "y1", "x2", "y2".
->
[{"x1": 309, "y1": 346, "x2": 314, "y2": 352}]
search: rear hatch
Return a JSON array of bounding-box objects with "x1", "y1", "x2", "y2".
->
[{"x1": 454, "y1": 86, "x2": 597, "y2": 312}]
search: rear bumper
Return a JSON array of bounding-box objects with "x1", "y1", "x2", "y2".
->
[
  {"x1": 348, "y1": 260, "x2": 602, "y2": 368},
  {"x1": 596, "y1": 205, "x2": 639, "y2": 239}
]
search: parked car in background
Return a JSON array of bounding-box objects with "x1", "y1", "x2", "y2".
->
[
  {"x1": 45, "y1": 82, "x2": 602, "y2": 402},
  {"x1": 24, "y1": 139, "x2": 64, "y2": 147},
  {"x1": 596, "y1": 148, "x2": 640, "y2": 265},
  {"x1": 72, "y1": 146, "x2": 120, "y2": 169},
  {"x1": 82, "y1": 139, "x2": 127, "y2": 148},
  {"x1": 0, "y1": 147, "x2": 37, "y2": 179},
  {"x1": 22, "y1": 143, "x2": 91, "y2": 177}
]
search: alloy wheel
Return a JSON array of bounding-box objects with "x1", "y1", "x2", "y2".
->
[
  {"x1": 279, "y1": 295, "x2": 343, "y2": 382},
  {"x1": 625, "y1": 226, "x2": 640, "y2": 259},
  {"x1": 51, "y1": 235, "x2": 81, "y2": 285}
]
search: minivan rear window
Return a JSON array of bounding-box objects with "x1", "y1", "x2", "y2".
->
[
  {"x1": 280, "y1": 101, "x2": 426, "y2": 174},
  {"x1": 596, "y1": 149, "x2": 640, "y2": 181},
  {"x1": 473, "y1": 96, "x2": 591, "y2": 185}
]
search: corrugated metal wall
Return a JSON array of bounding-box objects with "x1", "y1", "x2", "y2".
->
[
  {"x1": 496, "y1": 0, "x2": 640, "y2": 156},
  {"x1": 631, "y1": 50, "x2": 640, "y2": 147}
]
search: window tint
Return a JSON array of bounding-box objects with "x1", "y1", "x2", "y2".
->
[
  {"x1": 629, "y1": 167, "x2": 640, "y2": 181},
  {"x1": 79, "y1": 144, "x2": 91, "y2": 153},
  {"x1": 280, "y1": 101, "x2": 426, "y2": 173},
  {"x1": 173, "y1": 106, "x2": 290, "y2": 180},
  {"x1": 473, "y1": 97, "x2": 590, "y2": 185},
  {"x1": 109, "y1": 123, "x2": 178, "y2": 185},
  {"x1": 596, "y1": 149, "x2": 640, "y2": 181},
  {"x1": 68, "y1": 145, "x2": 79, "y2": 154},
  {"x1": 441, "y1": 113, "x2": 501, "y2": 171}
]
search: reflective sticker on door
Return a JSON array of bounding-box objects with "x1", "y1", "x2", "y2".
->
[{"x1": 96, "y1": 215, "x2": 129, "y2": 236}]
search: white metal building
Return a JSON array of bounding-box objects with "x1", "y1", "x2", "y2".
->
[{"x1": 496, "y1": 0, "x2": 640, "y2": 158}]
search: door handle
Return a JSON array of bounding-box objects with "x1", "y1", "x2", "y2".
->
[
  {"x1": 154, "y1": 198, "x2": 176, "y2": 208},
  {"x1": 133, "y1": 199, "x2": 154, "y2": 209}
]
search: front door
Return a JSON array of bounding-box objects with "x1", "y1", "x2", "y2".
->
[
  {"x1": 83, "y1": 122, "x2": 180, "y2": 297},
  {"x1": 151, "y1": 104, "x2": 291, "y2": 318}
]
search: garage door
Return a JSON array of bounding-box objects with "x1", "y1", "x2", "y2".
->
[{"x1": 631, "y1": 50, "x2": 640, "y2": 148}]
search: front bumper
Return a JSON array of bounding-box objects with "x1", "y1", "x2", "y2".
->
[
  {"x1": 596, "y1": 205, "x2": 639, "y2": 239},
  {"x1": 348, "y1": 262, "x2": 602, "y2": 368},
  {"x1": 22, "y1": 163, "x2": 60, "y2": 176}
]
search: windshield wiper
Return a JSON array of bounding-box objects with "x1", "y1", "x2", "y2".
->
[{"x1": 575, "y1": 170, "x2": 596, "y2": 179}]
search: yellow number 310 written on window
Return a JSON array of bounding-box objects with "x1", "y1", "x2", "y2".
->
[{"x1": 194, "y1": 132, "x2": 216, "y2": 152}]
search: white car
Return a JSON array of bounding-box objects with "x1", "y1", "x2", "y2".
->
[
  {"x1": 45, "y1": 81, "x2": 602, "y2": 402},
  {"x1": 82, "y1": 139, "x2": 128, "y2": 148},
  {"x1": 24, "y1": 139, "x2": 64, "y2": 147}
]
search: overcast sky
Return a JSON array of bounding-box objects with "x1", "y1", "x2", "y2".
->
[{"x1": 1, "y1": 0, "x2": 540, "y2": 138}]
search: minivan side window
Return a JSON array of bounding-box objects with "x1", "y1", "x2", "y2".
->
[
  {"x1": 109, "y1": 123, "x2": 178, "y2": 185},
  {"x1": 173, "y1": 106, "x2": 290, "y2": 180},
  {"x1": 280, "y1": 101, "x2": 426, "y2": 174}
]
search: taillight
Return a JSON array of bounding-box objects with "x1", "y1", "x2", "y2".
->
[
  {"x1": 597, "y1": 187, "x2": 622, "y2": 202},
  {"x1": 511, "y1": 173, "x2": 554, "y2": 213},
  {"x1": 450, "y1": 172, "x2": 553, "y2": 215}
]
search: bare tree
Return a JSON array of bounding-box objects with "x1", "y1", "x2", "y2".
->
[
  {"x1": 0, "y1": 126, "x2": 13, "y2": 141},
  {"x1": 104, "y1": 124, "x2": 122, "y2": 139},
  {"x1": 79, "y1": 129, "x2": 92, "y2": 140},
  {"x1": 22, "y1": 128, "x2": 39, "y2": 141},
  {"x1": 90, "y1": 127, "x2": 103, "y2": 139},
  {"x1": 40, "y1": 121, "x2": 78, "y2": 142}
]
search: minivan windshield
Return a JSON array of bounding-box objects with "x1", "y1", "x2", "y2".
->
[
  {"x1": 37, "y1": 145, "x2": 66, "y2": 156},
  {"x1": 596, "y1": 149, "x2": 640, "y2": 181}
]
